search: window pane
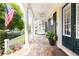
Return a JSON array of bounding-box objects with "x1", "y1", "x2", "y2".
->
[{"x1": 63, "y1": 4, "x2": 71, "y2": 36}]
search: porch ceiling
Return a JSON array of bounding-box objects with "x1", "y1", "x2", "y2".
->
[{"x1": 25, "y1": 3, "x2": 57, "y2": 20}]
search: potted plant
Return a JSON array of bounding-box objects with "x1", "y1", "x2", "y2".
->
[{"x1": 45, "y1": 31, "x2": 58, "y2": 45}]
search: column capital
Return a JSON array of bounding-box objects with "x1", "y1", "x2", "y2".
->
[{"x1": 23, "y1": 3, "x2": 31, "y2": 10}]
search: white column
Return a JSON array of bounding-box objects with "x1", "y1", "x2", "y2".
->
[
  {"x1": 4, "y1": 39, "x2": 9, "y2": 54},
  {"x1": 31, "y1": 17, "x2": 33, "y2": 38},
  {"x1": 23, "y1": 4, "x2": 29, "y2": 48},
  {"x1": 32, "y1": 18, "x2": 35, "y2": 37}
]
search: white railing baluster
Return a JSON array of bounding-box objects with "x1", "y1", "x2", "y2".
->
[{"x1": 4, "y1": 39, "x2": 10, "y2": 55}]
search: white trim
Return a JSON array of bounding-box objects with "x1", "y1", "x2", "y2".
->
[
  {"x1": 76, "y1": 3, "x2": 79, "y2": 39},
  {"x1": 63, "y1": 3, "x2": 71, "y2": 37},
  {"x1": 63, "y1": 34, "x2": 71, "y2": 37}
]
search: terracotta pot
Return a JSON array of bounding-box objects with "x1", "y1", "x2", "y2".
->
[{"x1": 48, "y1": 39, "x2": 56, "y2": 46}]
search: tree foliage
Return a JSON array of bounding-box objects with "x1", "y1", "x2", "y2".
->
[
  {"x1": 0, "y1": 3, "x2": 5, "y2": 29},
  {"x1": 0, "y1": 3, "x2": 24, "y2": 30}
]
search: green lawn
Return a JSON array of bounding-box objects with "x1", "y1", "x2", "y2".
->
[{"x1": 10, "y1": 34, "x2": 25, "y2": 46}]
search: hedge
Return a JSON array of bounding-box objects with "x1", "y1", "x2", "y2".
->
[{"x1": 0, "y1": 30, "x2": 7, "y2": 49}]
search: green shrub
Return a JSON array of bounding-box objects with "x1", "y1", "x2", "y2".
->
[
  {"x1": 20, "y1": 29, "x2": 24, "y2": 35},
  {"x1": 7, "y1": 31, "x2": 21, "y2": 39},
  {"x1": 0, "y1": 30, "x2": 7, "y2": 49}
]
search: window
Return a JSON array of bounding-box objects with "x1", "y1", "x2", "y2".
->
[{"x1": 63, "y1": 4, "x2": 71, "y2": 37}]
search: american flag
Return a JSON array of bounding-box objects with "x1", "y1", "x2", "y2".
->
[{"x1": 5, "y1": 4, "x2": 14, "y2": 28}]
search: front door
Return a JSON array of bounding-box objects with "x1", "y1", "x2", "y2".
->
[
  {"x1": 74, "y1": 3, "x2": 79, "y2": 55},
  {"x1": 62, "y1": 3, "x2": 79, "y2": 55}
]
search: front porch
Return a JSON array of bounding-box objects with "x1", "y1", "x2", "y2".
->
[
  {"x1": 3, "y1": 3, "x2": 79, "y2": 56},
  {"x1": 7, "y1": 35, "x2": 67, "y2": 56}
]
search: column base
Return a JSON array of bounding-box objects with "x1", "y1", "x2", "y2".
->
[{"x1": 22, "y1": 44, "x2": 30, "y2": 48}]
